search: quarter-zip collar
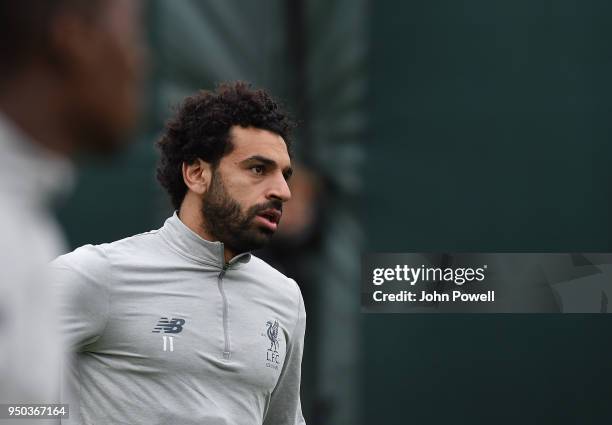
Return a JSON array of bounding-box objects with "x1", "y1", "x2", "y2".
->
[{"x1": 159, "y1": 212, "x2": 251, "y2": 269}]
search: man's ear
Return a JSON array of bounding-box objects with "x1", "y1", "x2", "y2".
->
[{"x1": 182, "y1": 159, "x2": 212, "y2": 195}]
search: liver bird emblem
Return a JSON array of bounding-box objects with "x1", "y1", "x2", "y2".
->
[{"x1": 266, "y1": 320, "x2": 280, "y2": 352}]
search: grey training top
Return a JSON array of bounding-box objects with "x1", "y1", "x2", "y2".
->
[{"x1": 52, "y1": 213, "x2": 306, "y2": 425}]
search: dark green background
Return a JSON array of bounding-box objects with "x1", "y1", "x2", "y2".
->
[{"x1": 366, "y1": 1, "x2": 612, "y2": 424}]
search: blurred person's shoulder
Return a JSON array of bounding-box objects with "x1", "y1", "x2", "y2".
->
[
  {"x1": 0, "y1": 205, "x2": 56, "y2": 295},
  {"x1": 0, "y1": 112, "x2": 72, "y2": 266},
  {"x1": 0, "y1": 193, "x2": 66, "y2": 279}
]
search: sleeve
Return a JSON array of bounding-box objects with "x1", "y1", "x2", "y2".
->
[
  {"x1": 50, "y1": 245, "x2": 111, "y2": 352},
  {"x1": 263, "y1": 283, "x2": 307, "y2": 425}
]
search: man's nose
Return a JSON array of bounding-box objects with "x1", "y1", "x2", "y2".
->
[{"x1": 266, "y1": 173, "x2": 292, "y2": 202}]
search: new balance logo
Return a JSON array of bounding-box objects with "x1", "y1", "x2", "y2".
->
[
  {"x1": 152, "y1": 317, "x2": 186, "y2": 352},
  {"x1": 152, "y1": 317, "x2": 185, "y2": 334}
]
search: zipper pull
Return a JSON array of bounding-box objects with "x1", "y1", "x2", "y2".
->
[{"x1": 219, "y1": 262, "x2": 230, "y2": 279}]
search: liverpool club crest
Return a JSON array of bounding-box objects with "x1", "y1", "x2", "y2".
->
[{"x1": 264, "y1": 320, "x2": 281, "y2": 368}]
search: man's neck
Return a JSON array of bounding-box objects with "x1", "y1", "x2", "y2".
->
[{"x1": 178, "y1": 202, "x2": 236, "y2": 264}]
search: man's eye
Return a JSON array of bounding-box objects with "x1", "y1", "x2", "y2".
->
[{"x1": 251, "y1": 165, "x2": 265, "y2": 175}]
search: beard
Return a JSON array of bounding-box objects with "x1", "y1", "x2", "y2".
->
[{"x1": 201, "y1": 170, "x2": 282, "y2": 254}]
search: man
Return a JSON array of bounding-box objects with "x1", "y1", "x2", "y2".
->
[
  {"x1": 0, "y1": 0, "x2": 144, "y2": 415},
  {"x1": 52, "y1": 82, "x2": 307, "y2": 425}
]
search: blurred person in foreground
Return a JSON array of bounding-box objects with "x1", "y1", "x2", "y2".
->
[
  {"x1": 52, "y1": 82, "x2": 307, "y2": 425},
  {"x1": 0, "y1": 0, "x2": 144, "y2": 414}
]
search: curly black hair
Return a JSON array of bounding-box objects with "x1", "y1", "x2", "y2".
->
[{"x1": 156, "y1": 81, "x2": 295, "y2": 210}]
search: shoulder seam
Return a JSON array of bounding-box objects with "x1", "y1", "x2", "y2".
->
[
  {"x1": 288, "y1": 278, "x2": 302, "y2": 339},
  {"x1": 96, "y1": 245, "x2": 112, "y2": 341},
  {"x1": 111, "y1": 229, "x2": 160, "y2": 245}
]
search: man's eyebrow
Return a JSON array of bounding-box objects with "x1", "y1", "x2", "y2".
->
[
  {"x1": 241, "y1": 155, "x2": 293, "y2": 176},
  {"x1": 241, "y1": 155, "x2": 276, "y2": 166}
]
